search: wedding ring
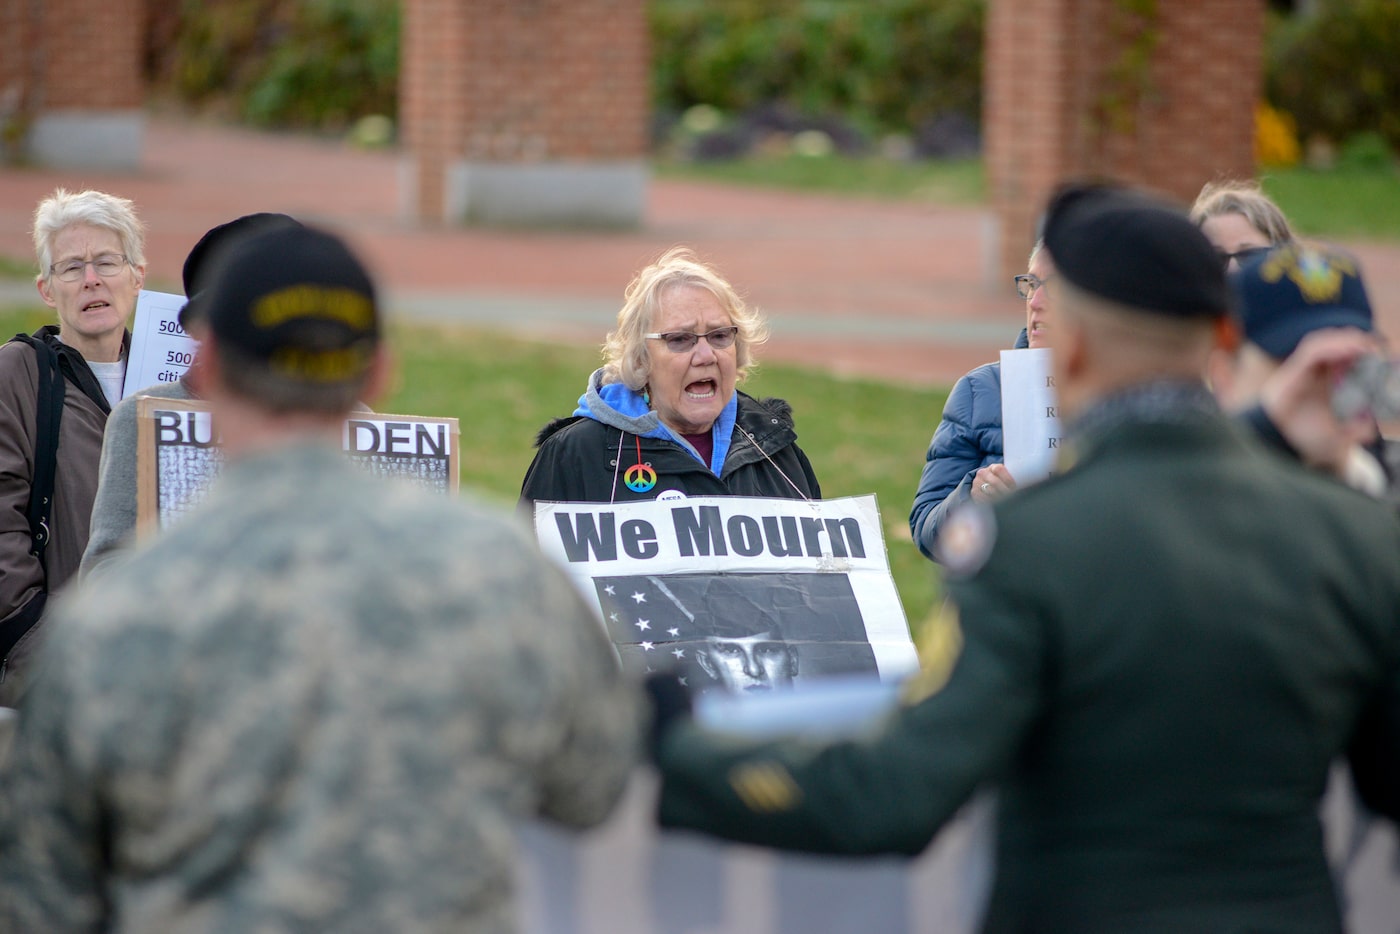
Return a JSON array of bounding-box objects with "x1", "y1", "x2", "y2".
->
[{"x1": 981, "y1": 482, "x2": 991, "y2": 494}]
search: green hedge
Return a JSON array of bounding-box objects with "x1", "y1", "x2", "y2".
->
[
  {"x1": 148, "y1": 0, "x2": 1398, "y2": 161},
  {"x1": 160, "y1": 0, "x2": 398, "y2": 131},
  {"x1": 152, "y1": 0, "x2": 982, "y2": 138},
  {"x1": 1266, "y1": 0, "x2": 1400, "y2": 155},
  {"x1": 651, "y1": 0, "x2": 985, "y2": 134}
]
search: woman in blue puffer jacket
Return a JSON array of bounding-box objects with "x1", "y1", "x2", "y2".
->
[{"x1": 910, "y1": 243, "x2": 1054, "y2": 559}]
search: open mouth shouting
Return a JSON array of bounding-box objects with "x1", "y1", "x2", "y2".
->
[{"x1": 685, "y1": 378, "x2": 717, "y2": 400}]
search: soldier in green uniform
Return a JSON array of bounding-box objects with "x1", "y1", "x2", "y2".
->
[
  {"x1": 649, "y1": 184, "x2": 1400, "y2": 933},
  {"x1": 0, "y1": 226, "x2": 639, "y2": 933}
]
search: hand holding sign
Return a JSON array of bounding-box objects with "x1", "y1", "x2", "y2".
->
[{"x1": 971, "y1": 463, "x2": 1016, "y2": 502}]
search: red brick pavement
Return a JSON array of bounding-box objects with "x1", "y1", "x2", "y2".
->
[{"x1": 2, "y1": 116, "x2": 1397, "y2": 388}]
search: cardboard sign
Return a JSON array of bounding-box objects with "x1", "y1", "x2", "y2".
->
[
  {"x1": 534, "y1": 495, "x2": 918, "y2": 696},
  {"x1": 135, "y1": 397, "x2": 460, "y2": 535},
  {"x1": 123, "y1": 290, "x2": 199, "y2": 399},
  {"x1": 1000, "y1": 348, "x2": 1062, "y2": 486}
]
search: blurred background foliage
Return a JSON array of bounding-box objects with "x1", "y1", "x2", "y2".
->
[
  {"x1": 1265, "y1": 0, "x2": 1400, "y2": 161},
  {"x1": 149, "y1": 0, "x2": 400, "y2": 131},
  {"x1": 144, "y1": 0, "x2": 1397, "y2": 170}
]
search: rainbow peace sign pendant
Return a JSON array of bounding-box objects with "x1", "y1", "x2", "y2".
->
[{"x1": 624, "y1": 462, "x2": 657, "y2": 493}]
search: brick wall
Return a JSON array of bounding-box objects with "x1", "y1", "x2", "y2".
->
[
  {"x1": 985, "y1": 0, "x2": 1263, "y2": 278},
  {"x1": 0, "y1": 0, "x2": 34, "y2": 131},
  {"x1": 1, "y1": 0, "x2": 145, "y2": 166},
  {"x1": 400, "y1": 0, "x2": 472, "y2": 221},
  {"x1": 401, "y1": 0, "x2": 649, "y2": 223},
  {"x1": 38, "y1": 0, "x2": 145, "y2": 109}
]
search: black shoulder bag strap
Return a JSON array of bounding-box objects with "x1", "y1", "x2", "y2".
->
[
  {"x1": 0, "y1": 333, "x2": 65, "y2": 663},
  {"x1": 9, "y1": 332, "x2": 66, "y2": 574}
]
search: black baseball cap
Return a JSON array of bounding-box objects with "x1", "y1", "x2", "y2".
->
[
  {"x1": 206, "y1": 225, "x2": 380, "y2": 383},
  {"x1": 1041, "y1": 183, "x2": 1229, "y2": 319},
  {"x1": 1229, "y1": 243, "x2": 1373, "y2": 359},
  {"x1": 180, "y1": 213, "x2": 303, "y2": 329}
]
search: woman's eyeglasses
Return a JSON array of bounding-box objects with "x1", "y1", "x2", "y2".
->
[
  {"x1": 644, "y1": 326, "x2": 739, "y2": 353},
  {"x1": 1218, "y1": 246, "x2": 1271, "y2": 268},
  {"x1": 1013, "y1": 274, "x2": 1053, "y2": 300},
  {"x1": 49, "y1": 254, "x2": 131, "y2": 283}
]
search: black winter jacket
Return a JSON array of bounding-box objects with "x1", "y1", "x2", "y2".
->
[{"x1": 520, "y1": 392, "x2": 821, "y2": 507}]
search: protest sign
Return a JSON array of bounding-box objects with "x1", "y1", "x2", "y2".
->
[
  {"x1": 123, "y1": 290, "x2": 200, "y2": 399},
  {"x1": 533, "y1": 495, "x2": 917, "y2": 694},
  {"x1": 135, "y1": 397, "x2": 459, "y2": 534},
  {"x1": 1000, "y1": 347, "x2": 1062, "y2": 485}
]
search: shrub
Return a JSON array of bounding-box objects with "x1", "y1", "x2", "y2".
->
[
  {"x1": 154, "y1": 0, "x2": 984, "y2": 143},
  {"x1": 1255, "y1": 102, "x2": 1300, "y2": 168},
  {"x1": 650, "y1": 0, "x2": 985, "y2": 137},
  {"x1": 1336, "y1": 132, "x2": 1396, "y2": 173},
  {"x1": 1266, "y1": 0, "x2": 1400, "y2": 155},
  {"x1": 155, "y1": 0, "x2": 399, "y2": 131}
]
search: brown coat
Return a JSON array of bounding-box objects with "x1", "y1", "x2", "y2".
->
[{"x1": 0, "y1": 333, "x2": 114, "y2": 705}]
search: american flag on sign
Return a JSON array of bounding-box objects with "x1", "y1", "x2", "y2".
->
[{"x1": 593, "y1": 572, "x2": 877, "y2": 693}]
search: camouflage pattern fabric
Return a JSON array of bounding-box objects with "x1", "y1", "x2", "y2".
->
[{"x1": 0, "y1": 442, "x2": 639, "y2": 933}]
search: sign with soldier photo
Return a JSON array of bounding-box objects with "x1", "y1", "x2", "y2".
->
[
  {"x1": 533, "y1": 495, "x2": 918, "y2": 695},
  {"x1": 136, "y1": 397, "x2": 460, "y2": 533}
]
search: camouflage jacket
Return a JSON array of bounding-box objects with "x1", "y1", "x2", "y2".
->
[{"x1": 0, "y1": 442, "x2": 639, "y2": 933}]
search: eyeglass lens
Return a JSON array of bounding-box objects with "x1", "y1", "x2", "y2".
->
[
  {"x1": 661, "y1": 327, "x2": 738, "y2": 352},
  {"x1": 1220, "y1": 246, "x2": 1270, "y2": 268},
  {"x1": 53, "y1": 254, "x2": 127, "y2": 282},
  {"x1": 1015, "y1": 275, "x2": 1047, "y2": 300}
]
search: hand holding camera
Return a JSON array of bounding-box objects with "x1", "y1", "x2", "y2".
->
[{"x1": 1260, "y1": 328, "x2": 1385, "y2": 476}]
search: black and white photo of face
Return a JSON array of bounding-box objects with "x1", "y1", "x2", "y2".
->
[
  {"x1": 593, "y1": 571, "x2": 877, "y2": 695},
  {"x1": 696, "y1": 632, "x2": 799, "y2": 693}
]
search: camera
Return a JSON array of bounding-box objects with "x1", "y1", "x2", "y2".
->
[{"x1": 1332, "y1": 355, "x2": 1400, "y2": 422}]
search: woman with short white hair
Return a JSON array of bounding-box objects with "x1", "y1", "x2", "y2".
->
[{"x1": 0, "y1": 188, "x2": 146, "y2": 705}]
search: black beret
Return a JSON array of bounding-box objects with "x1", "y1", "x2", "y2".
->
[
  {"x1": 1041, "y1": 183, "x2": 1228, "y2": 319},
  {"x1": 180, "y1": 213, "x2": 302, "y2": 329}
]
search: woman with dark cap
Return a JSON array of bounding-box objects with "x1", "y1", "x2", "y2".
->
[{"x1": 79, "y1": 213, "x2": 302, "y2": 578}]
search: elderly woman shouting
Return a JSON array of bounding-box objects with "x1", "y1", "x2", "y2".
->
[{"x1": 521, "y1": 248, "x2": 821, "y2": 506}]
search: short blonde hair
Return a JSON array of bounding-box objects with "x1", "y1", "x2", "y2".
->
[
  {"x1": 601, "y1": 247, "x2": 768, "y2": 390},
  {"x1": 1189, "y1": 180, "x2": 1294, "y2": 246},
  {"x1": 32, "y1": 188, "x2": 146, "y2": 280}
]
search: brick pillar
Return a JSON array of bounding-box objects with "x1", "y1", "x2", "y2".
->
[
  {"x1": 985, "y1": 0, "x2": 1263, "y2": 279},
  {"x1": 20, "y1": 0, "x2": 146, "y2": 168},
  {"x1": 0, "y1": 0, "x2": 35, "y2": 160},
  {"x1": 399, "y1": 0, "x2": 650, "y2": 227}
]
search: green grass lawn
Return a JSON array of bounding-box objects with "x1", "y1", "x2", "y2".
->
[
  {"x1": 1261, "y1": 167, "x2": 1400, "y2": 240},
  {"x1": 656, "y1": 154, "x2": 986, "y2": 204},
  {"x1": 0, "y1": 256, "x2": 35, "y2": 279},
  {"x1": 0, "y1": 307, "x2": 949, "y2": 633}
]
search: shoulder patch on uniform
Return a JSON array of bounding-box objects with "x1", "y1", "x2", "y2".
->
[
  {"x1": 728, "y1": 761, "x2": 804, "y2": 813},
  {"x1": 901, "y1": 601, "x2": 964, "y2": 706},
  {"x1": 933, "y1": 501, "x2": 997, "y2": 578}
]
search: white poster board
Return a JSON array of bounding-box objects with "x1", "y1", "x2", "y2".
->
[
  {"x1": 1000, "y1": 348, "x2": 1062, "y2": 486},
  {"x1": 533, "y1": 495, "x2": 918, "y2": 697},
  {"x1": 136, "y1": 398, "x2": 460, "y2": 534},
  {"x1": 123, "y1": 290, "x2": 199, "y2": 399}
]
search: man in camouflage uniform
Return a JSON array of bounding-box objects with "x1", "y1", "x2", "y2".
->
[
  {"x1": 0, "y1": 225, "x2": 639, "y2": 932},
  {"x1": 649, "y1": 185, "x2": 1400, "y2": 933}
]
